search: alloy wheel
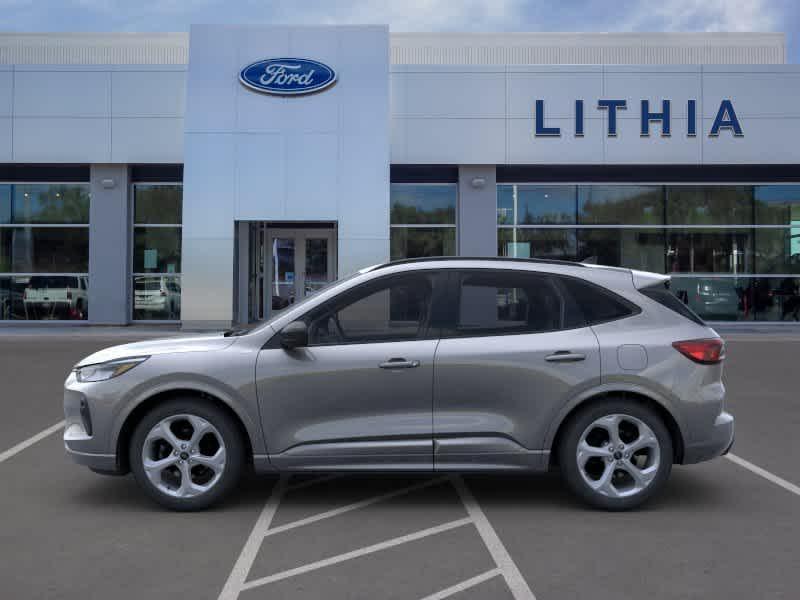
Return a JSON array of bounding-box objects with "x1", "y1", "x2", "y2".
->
[
  {"x1": 576, "y1": 413, "x2": 661, "y2": 499},
  {"x1": 141, "y1": 414, "x2": 226, "y2": 498}
]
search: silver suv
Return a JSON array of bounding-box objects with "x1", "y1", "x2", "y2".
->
[{"x1": 64, "y1": 258, "x2": 734, "y2": 511}]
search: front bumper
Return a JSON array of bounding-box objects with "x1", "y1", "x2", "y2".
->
[{"x1": 682, "y1": 411, "x2": 735, "y2": 464}]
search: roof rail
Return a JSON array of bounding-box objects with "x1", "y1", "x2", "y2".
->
[{"x1": 370, "y1": 256, "x2": 589, "y2": 271}]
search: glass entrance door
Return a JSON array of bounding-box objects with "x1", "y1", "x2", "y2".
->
[{"x1": 266, "y1": 228, "x2": 336, "y2": 317}]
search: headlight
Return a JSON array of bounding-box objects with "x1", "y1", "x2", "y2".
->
[{"x1": 75, "y1": 357, "x2": 149, "y2": 383}]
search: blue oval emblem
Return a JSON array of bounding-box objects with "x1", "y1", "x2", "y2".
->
[{"x1": 239, "y1": 58, "x2": 337, "y2": 96}]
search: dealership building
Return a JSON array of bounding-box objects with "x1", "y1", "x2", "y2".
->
[{"x1": 0, "y1": 27, "x2": 799, "y2": 327}]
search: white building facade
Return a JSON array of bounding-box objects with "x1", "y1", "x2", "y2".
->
[{"x1": 0, "y1": 28, "x2": 798, "y2": 326}]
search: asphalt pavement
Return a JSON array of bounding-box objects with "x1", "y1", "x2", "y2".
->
[{"x1": 1, "y1": 329, "x2": 799, "y2": 599}]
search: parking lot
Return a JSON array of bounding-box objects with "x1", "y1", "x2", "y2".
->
[{"x1": 1, "y1": 328, "x2": 799, "y2": 599}]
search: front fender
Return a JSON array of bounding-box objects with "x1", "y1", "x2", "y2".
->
[{"x1": 110, "y1": 373, "x2": 267, "y2": 457}]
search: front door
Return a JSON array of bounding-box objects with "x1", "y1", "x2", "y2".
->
[
  {"x1": 256, "y1": 271, "x2": 445, "y2": 470},
  {"x1": 267, "y1": 228, "x2": 336, "y2": 318}
]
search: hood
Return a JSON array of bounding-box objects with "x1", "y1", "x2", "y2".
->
[{"x1": 76, "y1": 333, "x2": 236, "y2": 367}]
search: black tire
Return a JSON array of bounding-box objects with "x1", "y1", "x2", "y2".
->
[
  {"x1": 129, "y1": 398, "x2": 245, "y2": 511},
  {"x1": 558, "y1": 399, "x2": 673, "y2": 511}
]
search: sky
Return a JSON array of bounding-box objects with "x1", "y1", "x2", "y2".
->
[{"x1": 0, "y1": 0, "x2": 797, "y2": 62}]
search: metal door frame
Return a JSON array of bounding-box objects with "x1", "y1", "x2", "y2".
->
[{"x1": 265, "y1": 227, "x2": 337, "y2": 319}]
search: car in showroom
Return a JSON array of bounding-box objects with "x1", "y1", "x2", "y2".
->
[
  {"x1": 64, "y1": 257, "x2": 733, "y2": 511},
  {"x1": 24, "y1": 275, "x2": 88, "y2": 320}
]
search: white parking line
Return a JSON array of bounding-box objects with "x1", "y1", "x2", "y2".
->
[
  {"x1": 241, "y1": 517, "x2": 472, "y2": 591},
  {"x1": 263, "y1": 477, "x2": 449, "y2": 539},
  {"x1": 726, "y1": 453, "x2": 800, "y2": 497},
  {"x1": 218, "y1": 475, "x2": 288, "y2": 600},
  {"x1": 418, "y1": 568, "x2": 502, "y2": 600},
  {"x1": 0, "y1": 420, "x2": 65, "y2": 464},
  {"x1": 452, "y1": 476, "x2": 537, "y2": 600}
]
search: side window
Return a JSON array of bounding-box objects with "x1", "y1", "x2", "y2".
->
[
  {"x1": 557, "y1": 276, "x2": 639, "y2": 325},
  {"x1": 451, "y1": 270, "x2": 566, "y2": 336},
  {"x1": 307, "y1": 273, "x2": 435, "y2": 345}
]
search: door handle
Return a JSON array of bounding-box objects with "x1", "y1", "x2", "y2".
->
[
  {"x1": 545, "y1": 351, "x2": 586, "y2": 363},
  {"x1": 379, "y1": 358, "x2": 420, "y2": 369}
]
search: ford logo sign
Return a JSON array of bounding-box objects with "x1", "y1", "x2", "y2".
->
[{"x1": 239, "y1": 58, "x2": 337, "y2": 96}]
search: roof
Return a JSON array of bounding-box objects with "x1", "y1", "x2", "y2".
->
[{"x1": 0, "y1": 31, "x2": 786, "y2": 66}]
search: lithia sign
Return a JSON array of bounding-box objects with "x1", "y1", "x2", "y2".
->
[{"x1": 535, "y1": 99, "x2": 743, "y2": 138}]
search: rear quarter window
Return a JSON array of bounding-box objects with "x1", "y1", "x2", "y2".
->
[
  {"x1": 557, "y1": 276, "x2": 640, "y2": 325},
  {"x1": 640, "y1": 281, "x2": 706, "y2": 326}
]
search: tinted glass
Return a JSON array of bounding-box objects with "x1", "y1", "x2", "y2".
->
[
  {"x1": 390, "y1": 184, "x2": 456, "y2": 225},
  {"x1": 133, "y1": 227, "x2": 181, "y2": 273},
  {"x1": 307, "y1": 273, "x2": 435, "y2": 345},
  {"x1": 0, "y1": 228, "x2": 89, "y2": 273},
  {"x1": 667, "y1": 229, "x2": 753, "y2": 274},
  {"x1": 559, "y1": 276, "x2": 637, "y2": 324},
  {"x1": 0, "y1": 274, "x2": 88, "y2": 320},
  {"x1": 452, "y1": 271, "x2": 564, "y2": 336},
  {"x1": 497, "y1": 228, "x2": 577, "y2": 261},
  {"x1": 497, "y1": 185, "x2": 575, "y2": 225},
  {"x1": 755, "y1": 228, "x2": 800, "y2": 274},
  {"x1": 667, "y1": 186, "x2": 753, "y2": 225},
  {"x1": 755, "y1": 185, "x2": 800, "y2": 225},
  {"x1": 0, "y1": 184, "x2": 90, "y2": 225},
  {"x1": 577, "y1": 229, "x2": 665, "y2": 272},
  {"x1": 640, "y1": 281, "x2": 705, "y2": 325},
  {"x1": 578, "y1": 185, "x2": 663, "y2": 225},
  {"x1": 390, "y1": 228, "x2": 456, "y2": 260},
  {"x1": 133, "y1": 275, "x2": 181, "y2": 320},
  {"x1": 134, "y1": 185, "x2": 182, "y2": 224}
]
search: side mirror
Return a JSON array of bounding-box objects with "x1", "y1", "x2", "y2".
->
[{"x1": 280, "y1": 321, "x2": 308, "y2": 350}]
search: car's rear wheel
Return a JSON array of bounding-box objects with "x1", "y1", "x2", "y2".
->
[
  {"x1": 129, "y1": 398, "x2": 245, "y2": 511},
  {"x1": 558, "y1": 400, "x2": 673, "y2": 510}
]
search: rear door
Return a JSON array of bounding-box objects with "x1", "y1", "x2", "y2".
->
[{"x1": 432, "y1": 269, "x2": 601, "y2": 470}]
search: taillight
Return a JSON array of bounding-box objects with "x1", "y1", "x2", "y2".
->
[{"x1": 672, "y1": 338, "x2": 725, "y2": 364}]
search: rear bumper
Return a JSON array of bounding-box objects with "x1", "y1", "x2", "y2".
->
[{"x1": 682, "y1": 411, "x2": 735, "y2": 464}]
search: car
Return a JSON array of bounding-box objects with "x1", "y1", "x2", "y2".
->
[
  {"x1": 64, "y1": 257, "x2": 734, "y2": 511},
  {"x1": 24, "y1": 275, "x2": 88, "y2": 320},
  {"x1": 672, "y1": 277, "x2": 741, "y2": 321},
  {"x1": 133, "y1": 275, "x2": 181, "y2": 319}
]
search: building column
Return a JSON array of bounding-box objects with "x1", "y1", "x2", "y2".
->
[
  {"x1": 457, "y1": 166, "x2": 497, "y2": 257},
  {"x1": 88, "y1": 164, "x2": 130, "y2": 325}
]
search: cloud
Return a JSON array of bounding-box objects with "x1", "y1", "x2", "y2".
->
[{"x1": 622, "y1": 0, "x2": 780, "y2": 32}]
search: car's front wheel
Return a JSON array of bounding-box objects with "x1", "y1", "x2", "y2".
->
[
  {"x1": 558, "y1": 400, "x2": 673, "y2": 510},
  {"x1": 129, "y1": 398, "x2": 245, "y2": 511}
]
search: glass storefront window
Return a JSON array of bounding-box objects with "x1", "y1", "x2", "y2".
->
[
  {"x1": 755, "y1": 228, "x2": 800, "y2": 274},
  {"x1": 755, "y1": 185, "x2": 800, "y2": 226},
  {"x1": 578, "y1": 186, "x2": 663, "y2": 225},
  {"x1": 669, "y1": 276, "x2": 751, "y2": 321},
  {"x1": 391, "y1": 184, "x2": 456, "y2": 225},
  {"x1": 391, "y1": 227, "x2": 456, "y2": 260},
  {"x1": 666, "y1": 186, "x2": 753, "y2": 225},
  {"x1": 667, "y1": 229, "x2": 753, "y2": 274},
  {"x1": 133, "y1": 227, "x2": 181, "y2": 273},
  {"x1": 390, "y1": 184, "x2": 456, "y2": 259},
  {"x1": 498, "y1": 185, "x2": 575, "y2": 225},
  {"x1": 0, "y1": 183, "x2": 90, "y2": 321},
  {"x1": 578, "y1": 229, "x2": 665, "y2": 272},
  {"x1": 132, "y1": 184, "x2": 182, "y2": 320},
  {"x1": 497, "y1": 228, "x2": 577, "y2": 260}
]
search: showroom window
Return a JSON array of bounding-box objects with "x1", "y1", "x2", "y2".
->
[
  {"x1": 132, "y1": 184, "x2": 182, "y2": 320},
  {"x1": 497, "y1": 183, "x2": 800, "y2": 321},
  {"x1": 0, "y1": 183, "x2": 90, "y2": 321},
  {"x1": 390, "y1": 184, "x2": 457, "y2": 260}
]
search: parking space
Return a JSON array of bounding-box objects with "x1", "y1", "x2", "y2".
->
[{"x1": 1, "y1": 330, "x2": 799, "y2": 599}]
